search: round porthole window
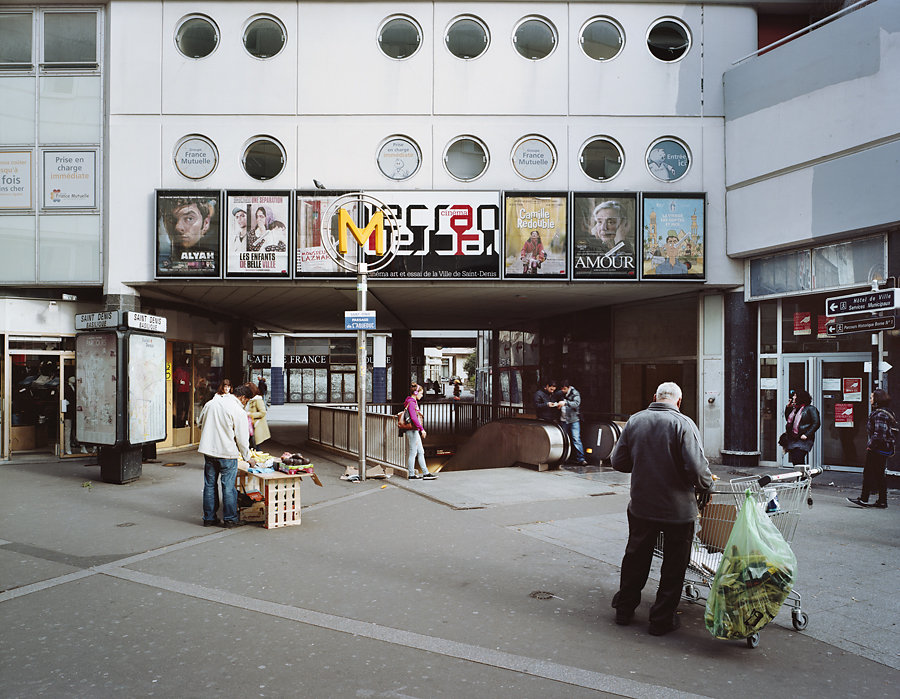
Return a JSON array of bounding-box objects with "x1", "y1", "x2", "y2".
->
[
  {"x1": 174, "y1": 135, "x2": 218, "y2": 180},
  {"x1": 378, "y1": 15, "x2": 422, "y2": 59},
  {"x1": 444, "y1": 136, "x2": 489, "y2": 181},
  {"x1": 243, "y1": 16, "x2": 286, "y2": 59},
  {"x1": 647, "y1": 18, "x2": 691, "y2": 62},
  {"x1": 513, "y1": 17, "x2": 556, "y2": 60},
  {"x1": 377, "y1": 136, "x2": 421, "y2": 181},
  {"x1": 242, "y1": 137, "x2": 285, "y2": 181},
  {"x1": 579, "y1": 137, "x2": 624, "y2": 182},
  {"x1": 175, "y1": 15, "x2": 219, "y2": 59},
  {"x1": 446, "y1": 16, "x2": 489, "y2": 60},
  {"x1": 580, "y1": 17, "x2": 624, "y2": 61},
  {"x1": 511, "y1": 135, "x2": 556, "y2": 181},
  {"x1": 646, "y1": 138, "x2": 690, "y2": 182}
]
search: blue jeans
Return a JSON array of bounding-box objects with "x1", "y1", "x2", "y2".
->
[
  {"x1": 563, "y1": 420, "x2": 585, "y2": 463},
  {"x1": 203, "y1": 456, "x2": 239, "y2": 523},
  {"x1": 405, "y1": 430, "x2": 428, "y2": 476}
]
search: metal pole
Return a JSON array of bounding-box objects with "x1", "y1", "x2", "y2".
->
[{"x1": 357, "y1": 263, "x2": 367, "y2": 481}]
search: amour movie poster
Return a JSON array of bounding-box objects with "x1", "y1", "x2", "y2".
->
[
  {"x1": 155, "y1": 191, "x2": 221, "y2": 277},
  {"x1": 225, "y1": 192, "x2": 290, "y2": 277},
  {"x1": 641, "y1": 196, "x2": 705, "y2": 279},
  {"x1": 572, "y1": 194, "x2": 637, "y2": 280},
  {"x1": 503, "y1": 194, "x2": 567, "y2": 279}
]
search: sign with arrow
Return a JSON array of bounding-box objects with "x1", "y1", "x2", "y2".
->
[
  {"x1": 825, "y1": 315, "x2": 895, "y2": 335},
  {"x1": 825, "y1": 288, "x2": 900, "y2": 316}
]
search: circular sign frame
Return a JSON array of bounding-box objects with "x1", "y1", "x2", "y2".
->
[
  {"x1": 174, "y1": 135, "x2": 218, "y2": 180},
  {"x1": 320, "y1": 192, "x2": 402, "y2": 273}
]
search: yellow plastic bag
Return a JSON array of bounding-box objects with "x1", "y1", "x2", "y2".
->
[{"x1": 704, "y1": 490, "x2": 796, "y2": 640}]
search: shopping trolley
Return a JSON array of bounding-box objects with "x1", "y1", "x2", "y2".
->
[{"x1": 655, "y1": 466, "x2": 822, "y2": 648}]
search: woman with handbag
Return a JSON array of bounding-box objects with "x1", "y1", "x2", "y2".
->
[
  {"x1": 848, "y1": 389, "x2": 894, "y2": 508},
  {"x1": 779, "y1": 388, "x2": 820, "y2": 466},
  {"x1": 403, "y1": 383, "x2": 436, "y2": 480},
  {"x1": 244, "y1": 382, "x2": 271, "y2": 447}
]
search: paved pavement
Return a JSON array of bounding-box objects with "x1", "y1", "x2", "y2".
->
[{"x1": 1, "y1": 407, "x2": 897, "y2": 697}]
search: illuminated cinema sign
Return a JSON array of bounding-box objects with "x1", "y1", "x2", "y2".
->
[{"x1": 320, "y1": 192, "x2": 400, "y2": 273}]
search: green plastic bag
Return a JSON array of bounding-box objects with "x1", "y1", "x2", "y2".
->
[{"x1": 704, "y1": 490, "x2": 797, "y2": 640}]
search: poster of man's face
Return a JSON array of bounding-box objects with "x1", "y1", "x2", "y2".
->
[
  {"x1": 225, "y1": 192, "x2": 291, "y2": 277},
  {"x1": 572, "y1": 194, "x2": 637, "y2": 280},
  {"x1": 641, "y1": 196, "x2": 705, "y2": 279},
  {"x1": 156, "y1": 191, "x2": 220, "y2": 277},
  {"x1": 503, "y1": 194, "x2": 567, "y2": 279}
]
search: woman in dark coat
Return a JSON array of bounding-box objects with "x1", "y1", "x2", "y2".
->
[
  {"x1": 847, "y1": 388, "x2": 894, "y2": 508},
  {"x1": 781, "y1": 389, "x2": 821, "y2": 466}
]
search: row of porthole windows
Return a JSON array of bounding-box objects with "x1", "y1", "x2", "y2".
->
[
  {"x1": 175, "y1": 134, "x2": 692, "y2": 184},
  {"x1": 175, "y1": 13, "x2": 691, "y2": 63}
]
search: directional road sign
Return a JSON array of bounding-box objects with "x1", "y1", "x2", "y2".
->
[
  {"x1": 825, "y1": 315, "x2": 895, "y2": 335},
  {"x1": 825, "y1": 288, "x2": 900, "y2": 316},
  {"x1": 345, "y1": 310, "x2": 376, "y2": 330}
]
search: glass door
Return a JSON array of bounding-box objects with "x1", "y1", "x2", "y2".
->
[{"x1": 818, "y1": 357, "x2": 868, "y2": 471}]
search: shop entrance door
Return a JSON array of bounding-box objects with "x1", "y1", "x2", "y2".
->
[
  {"x1": 10, "y1": 353, "x2": 70, "y2": 456},
  {"x1": 330, "y1": 369, "x2": 355, "y2": 403}
]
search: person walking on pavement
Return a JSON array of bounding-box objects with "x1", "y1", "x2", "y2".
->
[
  {"x1": 557, "y1": 379, "x2": 587, "y2": 466},
  {"x1": 848, "y1": 388, "x2": 895, "y2": 509},
  {"x1": 198, "y1": 384, "x2": 255, "y2": 528},
  {"x1": 244, "y1": 382, "x2": 271, "y2": 447},
  {"x1": 779, "y1": 388, "x2": 820, "y2": 467},
  {"x1": 534, "y1": 379, "x2": 561, "y2": 421},
  {"x1": 610, "y1": 381, "x2": 714, "y2": 635},
  {"x1": 257, "y1": 375, "x2": 268, "y2": 406},
  {"x1": 404, "y1": 383, "x2": 436, "y2": 480}
]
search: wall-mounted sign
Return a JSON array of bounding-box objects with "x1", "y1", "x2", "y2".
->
[
  {"x1": 834, "y1": 402, "x2": 854, "y2": 427},
  {"x1": 0, "y1": 150, "x2": 32, "y2": 209},
  {"x1": 174, "y1": 135, "x2": 218, "y2": 180},
  {"x1": 646, "y1": 138, "x2": 690, "y2": 182},
  {"x1": 155, "y1": 190, "x2": 221, "y2": 278},
  {"x1": 843, "y1": 378, "x2": 862, "y2": 402},
  {"x1": 641, "y1": 195, "x2": 705, "y2": 280},
  {"x1": 572, "y1": 193, "x2": 637, "y2": 280},
  {"x1": 377, "y1": 137, "x2": 421, "y2": 181},
  {"x1": 75, "y1": 311, "x2": 119, "y2": 330},
  {"x1": 43, "y1": 150, "x2": 96, "y2": 209},
  {"x1": 225, "y1": 191, "x2": 290, "y2": 277},
  {"x1": 125, "y1": 312, "x2": 167, "y2": 334},
  {"x1": 503, "y1": 193, "x2": 567, "y2": 278},
  {"x1": 345, "y1": 310, "x2": 376, "y2": 330},
  {"x1": 511, "y1": 136, "x2": 556, "y2": 181},
  {"x1": 793, "y1": 312, "x2": 812, "y2": 336}
]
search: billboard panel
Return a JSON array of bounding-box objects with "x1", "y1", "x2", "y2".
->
[
  {"x1": 641, "y1": 195, "x2": 705, "y2": 280},
  {"x1": 225, "y1": 191, "x2": 290, "y2": 277},
  {"x1": 503, "y1": 193, "x2": 567, "y2": 279},
  {"x1": 155, "y1": 190, "x2": 221, "y2": 277},
  {"x1": 572, "y1": 194, "x2": 638, "y2": 280}
]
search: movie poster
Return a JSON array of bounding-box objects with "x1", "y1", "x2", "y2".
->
[
  {"x1": 155, "y1": 190, "x2": 221, "y2": 277},
  {"x1": 295, "y1": 192, "x2": 355, "y2": 277},
  {"x1": 503, "y1": 194, "x2": 567, "y2": 279},
  {"x1": 571, "y1": 194, "x2": 638, "y2": 280},
  {"x1": 366, "y1": 191, "x2": 501, "y2": 279},
  {"x1": 225, "y1": 191, "x2": 290, "y2": 277},
  {"x1": 641, "y1": 195, "x2": 705, "y2": 279}
]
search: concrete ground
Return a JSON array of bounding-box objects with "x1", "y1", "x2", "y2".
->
[{"x1": 1, "y1": 405, "x2": 897, "y2": 698}]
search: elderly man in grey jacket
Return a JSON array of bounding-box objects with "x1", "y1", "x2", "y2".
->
[{"x1": 610, "y1": 381, "x2": 713, "y2": 636}]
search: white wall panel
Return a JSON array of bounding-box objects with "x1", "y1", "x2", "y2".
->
[
  {"x1": 108, "y1": 1, "x2": 162, "y2": 114},
  {"x1": 297, "y1": 2, "x2": 433, "y2": 115}
]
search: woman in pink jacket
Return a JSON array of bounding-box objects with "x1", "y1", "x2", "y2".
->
[{"x1": 404, "y1": 384, "x2": 436, "y2": 480}]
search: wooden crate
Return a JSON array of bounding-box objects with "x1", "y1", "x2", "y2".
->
[{"x1": 263, "y1": 478, "x2": 302, "y2": 528}]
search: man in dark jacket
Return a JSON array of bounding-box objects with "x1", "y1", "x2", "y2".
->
[
  {"x1": 534, "y1": 379, "x2": 560, "y2": 421},
  {"x1": 557, "y1": 379, "x2": 587, "y2": 466},
  {"x1": 610, "y1": 381, "x2": 713, "y2": 635}
]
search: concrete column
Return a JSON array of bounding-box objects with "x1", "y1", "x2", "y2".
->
[
  {"x1": 722, "y1": 291, "x2": 759, "y2": 467},
  {"x1": 270, "y1": 334, "x2": 285, "y2": 405},
  {"x1": 391, "y1": 330, "x2": 411, "y2": 406},
  {"x1": 372, "y1": 333, "x2": 388, "y2": 403}
]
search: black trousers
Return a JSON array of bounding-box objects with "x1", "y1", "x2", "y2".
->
[
  {"x1": 616, "y1": 511, "x2": 694, "y2": 627},
  {"x1": 861, "y1": 449, "x2": 888, "y2": 504}
]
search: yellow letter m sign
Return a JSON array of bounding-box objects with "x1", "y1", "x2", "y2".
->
[{"x1": 337, "y1": 208, "x2": 385, "y2": 256}]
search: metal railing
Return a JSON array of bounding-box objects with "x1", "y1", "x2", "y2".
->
[{"x1": 307, "y1": 402, "x2": 524, "y2": 470}]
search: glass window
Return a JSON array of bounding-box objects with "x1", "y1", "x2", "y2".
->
[
  {"x1": 0, "y1": 78, "x2": 36, "y2": 142},
  {"x1": 446, "y1": 16, "x2": 489, "y2": 59},
  {"x1": 782, "y1": 296, "x2": 870, "y2": 354},
  {"x1": 175, "y1": 15, "x2": 219, "y2": 59},
  {"x1": 43, "y1": 12, "x2": 97, "y2": 66},
  {"x1": 513, "y1": 17, "x2": 556, "y2": 60},
  {"x1": 579, "y1": 137, "x2": 623, "y2": 181},
  {"x1": 444, "y1": 136, "x2": 488, "y2": 181},
  {"x1": 811, "y1": 236, "x2": 885, "y2": 290},
  {"x1": 760, "y1": 301, "x2": 778, "y2": 354},
  {"x1": 580, "y1": 17, "x2": 623, "y2": 61},
  {"x1": 647, "y1": 18, "x2": 690, "y2": 62},
  {"x1": 0, "y1": 216, "x2": 36, "y2": 282},
  {"x1": 38, "y1": 214, "x2": 100, "y2": 282},
  {"x1": 646, "y1": 137, "x2": 690, "y2": 182},
  {"x1": 39, "y1": 75, "x2": 102, "y2": 143},
  {"x1": 377, "y1": 136, "x2": 421, "y2": 181},
  {"x1": 242, "y1": 137, "x2": 285, "y2": 181},
  {"x1": 243, "y1": 16, "x2": 286, "y2": 59},
  {"x1": 749, "y1": 251, "x2": 812, "y2": 299},
  {"x1": 0, "y1": 13, "x2": 33, "y2": 66},
  {"x1": 378, "y1": 16, "x2": 421, "y2": 59}
]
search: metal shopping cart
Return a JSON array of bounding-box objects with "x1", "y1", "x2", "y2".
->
[{"x1": 656, "y1": 466, "x2": 822, "y2": 648}]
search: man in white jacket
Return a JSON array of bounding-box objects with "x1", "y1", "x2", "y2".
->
[{"x1": 198, "y1": 384, "x2": 254, "y2": 528}]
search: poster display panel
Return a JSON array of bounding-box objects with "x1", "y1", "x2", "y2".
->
[
  {"x1": 571, "y1": 194, "x2": 638, "y2": 280},
  {"x1": 155, "y1": 190, "x2": 221, "y2": 277},
  {"x1": 75, "y1": 332, "x2": 118, "y2": 445},
  {"x1": 296, "y1": 191, "x2": 355, "y2": 277},
  {"x1": 0, "y1": 151, "x2": 32, "y2": 209},
  {"x1": 225, "y1": 191, "x2": 290, "y2": 277},
  {"x1": 503, "y1": 193, "x2": 567, "y2": 278},
  {"x1": 128, "y1": 333, "x2": 167, "y2": 444},
  {"x1": 641, "y1": 194, "x2": 705, "y2": 280},
  {"x1": 367, "y1": 191, "x2": 500, "y2": 279}
]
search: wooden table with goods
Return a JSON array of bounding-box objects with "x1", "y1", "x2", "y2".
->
[{"x1": 237, "y1": 462, "x2": 322, "y2": 529}]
